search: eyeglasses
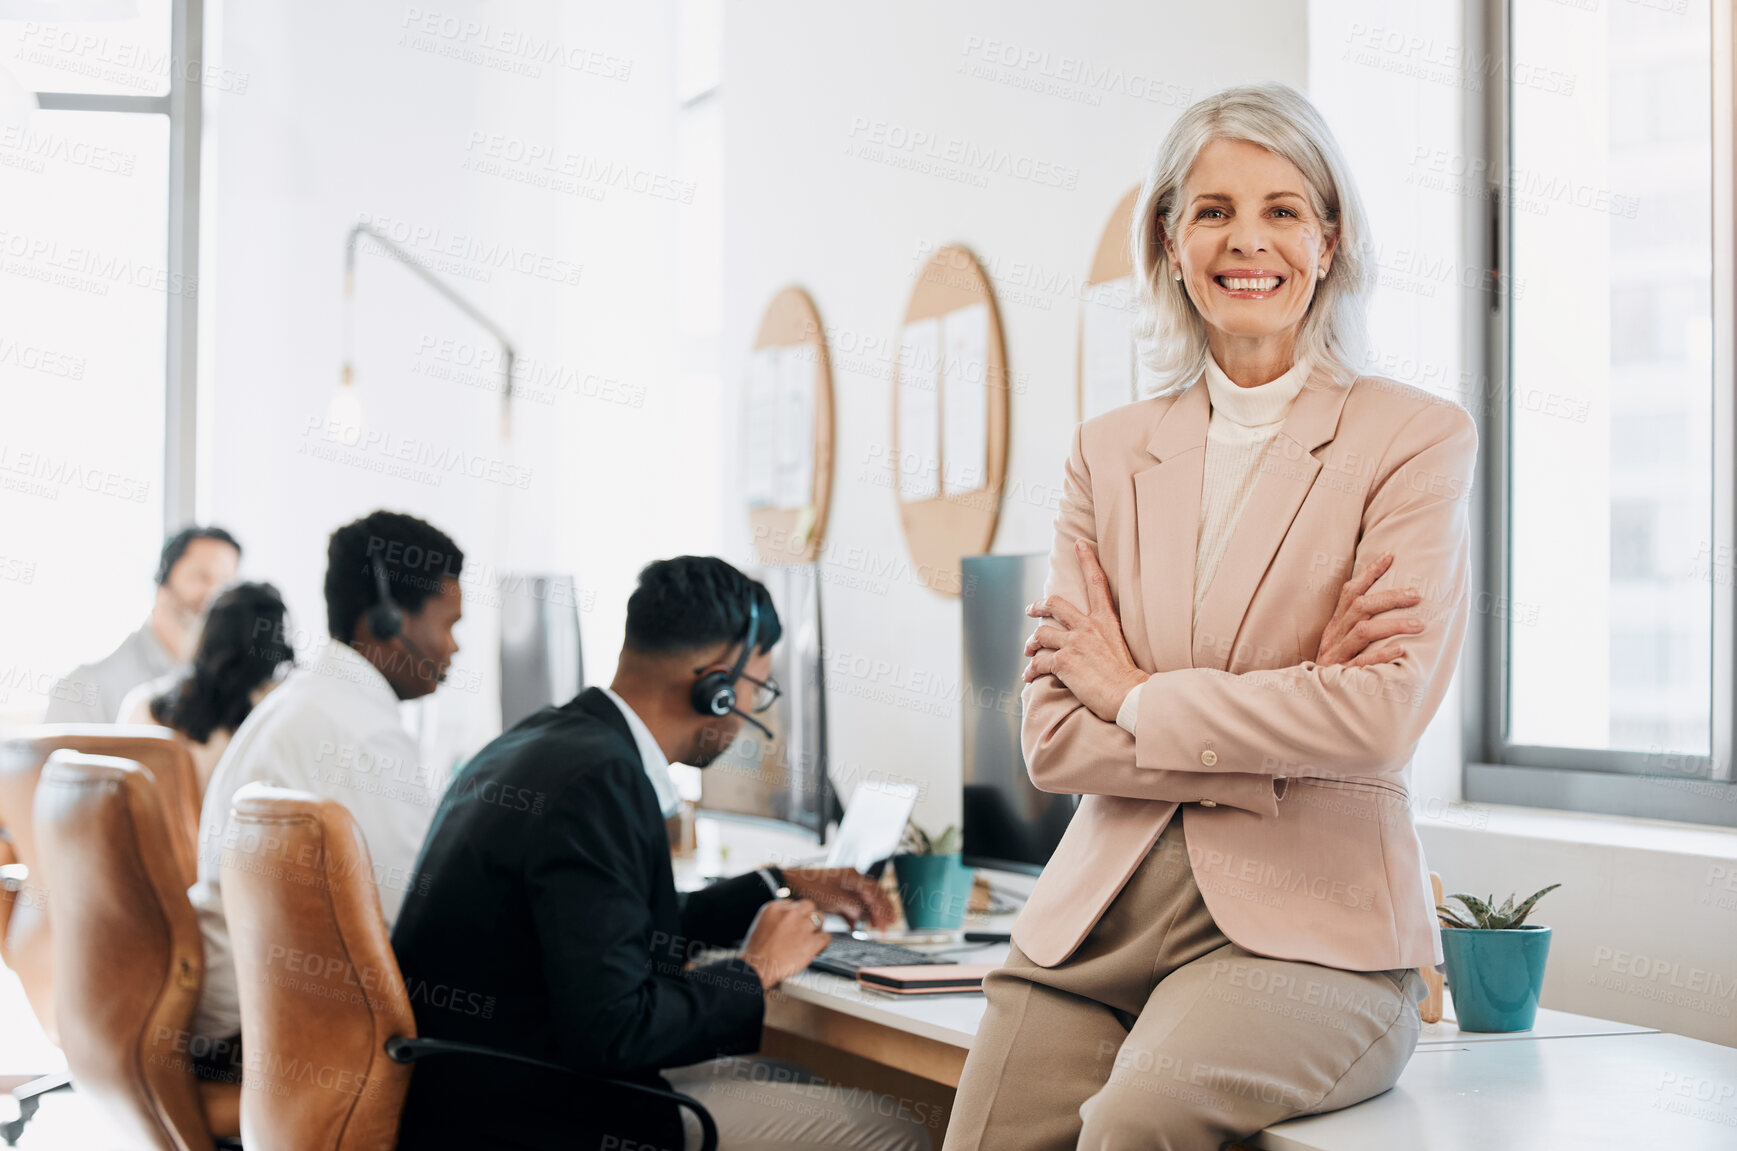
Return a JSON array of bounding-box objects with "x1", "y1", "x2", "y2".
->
[
  {"x1": 738, "y1": 672, "x2": 781, "y2": 714},
  {"x1": 690, "y1": 668, "x2": 782, "y2": 714}
]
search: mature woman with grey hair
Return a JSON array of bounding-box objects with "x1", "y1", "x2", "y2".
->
[{"x1": 944, "y1": 84, "x2": 1477, "y2": 1150}]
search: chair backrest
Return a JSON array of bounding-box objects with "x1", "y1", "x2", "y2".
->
[
  {"x1": 221, "y1": 783, "x2": 416, "y2": 1151},
  {"x1": 0, "y1": 726, "x2": 202, "y2": 1045},
  {"x1": 33, "y1": 751, "x2": 222, "y2": 1151}
]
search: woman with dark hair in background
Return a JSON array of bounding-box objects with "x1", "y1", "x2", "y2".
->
[{"x1": 120, "y1": 581, "x2": 296, "y2": 794}]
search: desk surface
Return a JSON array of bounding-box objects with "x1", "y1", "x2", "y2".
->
[
  {"x1": 1253, "y1": 1031, "x2": 1737, "y2": 1151},
  {"x1": 774, "y1": 932, "x2": 1657, "y2": 1056}
]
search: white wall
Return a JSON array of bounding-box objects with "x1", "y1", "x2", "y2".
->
[
  {"x1": 206, "y1": 1, "x2": 717, "y2": 767},
  {"x1": 722, "y1": 0, "x2": 1311, "y2": 834}
]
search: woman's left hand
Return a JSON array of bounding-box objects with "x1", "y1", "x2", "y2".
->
[{"x1": 1023, "y1": 540, "x2": 1149, "y2": 723}]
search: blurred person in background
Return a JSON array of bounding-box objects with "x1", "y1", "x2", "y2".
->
[
  {"x1": 44, "y1": 525, "x2": 242, "y2": 724},
  {"x1": 117, "y1": 581, "x2": 296, "y2": 795}
]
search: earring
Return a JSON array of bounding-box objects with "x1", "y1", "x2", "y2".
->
[
  {"x1": 1172, "y1": 270, "x2": 1182, "y2": 281},
  {"x1": 1318, "y1": 267, "x2": 1327, "y2": 279}
]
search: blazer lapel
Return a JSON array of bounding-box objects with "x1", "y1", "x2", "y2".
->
[
  {"x1": 1133, "y1": 381, "x2": 1209, "y2": 672},
  {"x1": 1192, "y1": 367, "x2": 1353, "y2": 671}
]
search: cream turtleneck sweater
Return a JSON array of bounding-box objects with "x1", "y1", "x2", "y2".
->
[{"x1": 1115, "y1": 355, "x2": 1311, "y2": 734}]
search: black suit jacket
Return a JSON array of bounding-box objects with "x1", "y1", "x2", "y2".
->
[{"x1": 392, "y1": 688, "x2": 774, "y2": 1151}]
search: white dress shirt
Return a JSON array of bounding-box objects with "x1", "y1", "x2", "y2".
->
[
  {"x1": 597, "y1": 685, "x2": 681, "y2": 818},
  {"x1": 44, "y1": 618, "x2": 179, "y2": 724},
  {"x1": 596, "y1": 687, "x2": 785, "y2": 897},
  {"x1": 1117, "y1": 356, "x2": 1310, "y2": 734},
  {"x1": 188, "y1": 639, "x2": 443, "y2": 1039}
]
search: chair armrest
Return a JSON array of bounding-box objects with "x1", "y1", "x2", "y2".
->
[{"x1": 384, "y1": 1035, "x2": 719, "y2": 1151}]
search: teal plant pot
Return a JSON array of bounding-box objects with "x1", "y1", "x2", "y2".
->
[
  {"x1": 891, "y1": 853, "x2": 973, "y2": 930},
  {"x1": 1440, "y1": 925, "x2": 1552, "y2": 1032}
]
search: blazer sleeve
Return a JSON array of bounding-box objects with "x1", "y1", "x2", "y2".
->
[
  {"x1": 678, "y1": 871, "x2": 773, "y2": 950},
  {"x1": 528, "y1": 763, "x2": 763, "y2": 1074},
  {"x1": 1020, "y1": 423, "x2": 1288, "y2": 819},
  {"x1": 1131, "y1": 400, "x2": 1477, "y2": 783}
]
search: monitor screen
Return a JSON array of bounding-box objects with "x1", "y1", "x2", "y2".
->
[
  {"x1": 961, "y1": 553, "x2": 1079, "y2": 874},
  {"x1": 698, "y1": 563, "x2": 831, "y2": 842},
  {"x1": 499, "y1": 572, "x2": 585, "y2": 731}
]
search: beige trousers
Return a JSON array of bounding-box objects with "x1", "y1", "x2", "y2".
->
[{"x1": 943, "y1": 811, "x2": 1424, "y2": 1151}]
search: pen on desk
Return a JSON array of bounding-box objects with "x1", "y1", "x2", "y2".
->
[{"x1": 964, "y1": 931, "x2": 1011, "y2": 944}]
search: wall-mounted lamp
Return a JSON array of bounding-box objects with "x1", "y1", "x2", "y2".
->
[{"x1": 338, "y1": 220, "x2": 519, "y2": 438}]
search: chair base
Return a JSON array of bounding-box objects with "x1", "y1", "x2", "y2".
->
[{"x1": 1, "y1": 1070, "x2": 72, "y2": 1147}]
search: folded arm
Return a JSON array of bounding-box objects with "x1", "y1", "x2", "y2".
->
[
  {"x1": 1023, "y1": 400, "x2": 1476, "y2": 804},
  {"x1": 1020, "y1": 425, "x2": 1288, "y2": 818},
  {"x1": 1131, "y1": 403, "x2": 1477, "y2": 783}
]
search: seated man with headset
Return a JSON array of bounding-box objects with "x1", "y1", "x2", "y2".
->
[
  {"x1": 392, "y1": 556, "x2": 929, "y2": 1151},
  {"x1": 187, "y1": 510, "x2": 466, "y2": 1053}
]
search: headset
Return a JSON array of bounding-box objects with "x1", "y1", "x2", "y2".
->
[
  {"x1": 690, "y1": 594, "x2": 771, "y2": 737},
  {"x1": 368, "y1": 555, "x2": 436, "y2": 675},
  {"x1": 367, "y1": 555, "x2": 405, "y2": 642}
]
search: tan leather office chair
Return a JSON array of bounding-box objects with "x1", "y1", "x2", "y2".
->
[
  {"x1": 0, "y1": 725, "x2": 201, "y2": 1046},
  {"x1": 222, "y1": 784, "x2": 719, "y2": 1151},
  {"x1": 32, "y1": 752, "x2": 241, "y2": 1149}
]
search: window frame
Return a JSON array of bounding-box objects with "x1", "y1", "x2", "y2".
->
[
  {"x1": 26, "y1": 0, "x2": 201, "y2": 530},
  {"x1": 1466, "y1": 0, "x2": 1737, "y2": 825}
]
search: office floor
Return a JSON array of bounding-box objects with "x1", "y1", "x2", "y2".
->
[{"x1": 0, "y1": 969, "x2": 131, "y2": 1149}]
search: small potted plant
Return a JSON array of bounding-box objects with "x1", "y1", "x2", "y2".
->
[
  {"x1": 891, "y1": 822, "x2": 973, "y2": 931},
  {"x1": 1437, "y1": 883, "x2": 1560, "y2": 1032}
]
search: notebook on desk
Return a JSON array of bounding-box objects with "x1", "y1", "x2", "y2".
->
[{"x1": 856, "y1": 964, "x2": 998, "y2": 994}]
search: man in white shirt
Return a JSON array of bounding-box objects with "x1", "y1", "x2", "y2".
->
[
  {"x1": 44, "y1": 526, "x2": 241, "y2": 723},
  {"x1": 187, "y1": 510, "x2": 465, "y2": 1045}
]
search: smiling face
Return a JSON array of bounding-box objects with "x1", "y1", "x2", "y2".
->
[{"x1": 1163, "y1": 137, "x2": 1336, "y2": 376}]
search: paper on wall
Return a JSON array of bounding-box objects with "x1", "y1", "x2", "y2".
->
[
  {"x1": 942, "y1": 303, "x2": 990, "y2": 496},
  {"x1": 745, "y1": 346, "x2": 779, "y2": 507},
  {"x1": 773, "y1": 345, "x2": 814, "y2": 508},
  {"x1": 896, "y1": 318, "x2": 941, "y2": 501}
]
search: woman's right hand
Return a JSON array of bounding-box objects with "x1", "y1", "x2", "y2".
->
[{"x1": 1315, "y1": 553, "x2": 1425, "y2": 668}]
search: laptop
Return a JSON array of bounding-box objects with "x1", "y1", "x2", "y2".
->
[
  {"x1": 808, "y1": 780, "x2": 940, "y2": 977},
  {"x1": 824, "y1": 779, "x2": 918, "y2": 874}
]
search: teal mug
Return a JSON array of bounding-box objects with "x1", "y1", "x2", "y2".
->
[
  {"x1": 1440, "y1": 925, "x2": 1552, "y2": 1032},
  {"x1": 891, "y1": 853, "x2": 974, "y2": 931}
]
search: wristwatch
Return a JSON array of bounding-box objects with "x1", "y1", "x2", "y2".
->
[{"x1": 756, "y1": 865, "x2": 791, "y2": 900}]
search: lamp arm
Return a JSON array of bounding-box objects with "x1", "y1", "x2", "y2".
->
[{"x1": 342, "y1": 221, "x2": 519, "y2": 416}]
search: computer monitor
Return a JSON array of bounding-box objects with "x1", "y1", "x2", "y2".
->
[
  {"x1": 960, "y1": 553, "x2": 1079, "y2": 874},
  {"x1": 698, "y1": 564, "x2": 833, "y2": 842},
  {"x1": 498, "y1": 572, "x2": 585, "y2": 730}
]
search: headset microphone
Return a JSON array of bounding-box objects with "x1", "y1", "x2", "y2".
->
[{"x1": 691, "y1": 594, "x2": 772, "y2": 739}]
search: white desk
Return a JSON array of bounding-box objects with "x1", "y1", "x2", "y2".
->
[
  {"x1": 764, "y1": 928, "x2": 1659, "y2": 1079},
  {"x1": 1253, "y1": 1031, "x2": 1737, "y2": 1151},
  {"x1": 757, "y1": 917, "x2": 1009, "y2": 1086},
  {"x1": 682, "y1": 851, "x2": 1697, "y2": 1147},
  {"x1": 1417, "y1": 990, "x2": 1655, "y2": 1047}
]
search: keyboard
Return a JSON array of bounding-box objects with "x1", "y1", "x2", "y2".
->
[{"x1": 809, "y1": 934, "x2": 948, "y2": 978}]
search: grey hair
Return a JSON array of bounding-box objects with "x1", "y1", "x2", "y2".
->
[{"x1": 1131, "y1": 82, "x2": 1372, "y2": 394}]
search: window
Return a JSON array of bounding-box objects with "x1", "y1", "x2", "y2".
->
[
  {"x1": 1470, "y1": 0, "x2": 1736, "y2": 823},
  {"x1": 0, "y1": 1, "x2": 199, "y2": 722}
]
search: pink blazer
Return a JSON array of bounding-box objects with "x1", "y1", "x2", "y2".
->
[{"x1": 1012, "y1": 369, "x2": 1476, "y2": 973}]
